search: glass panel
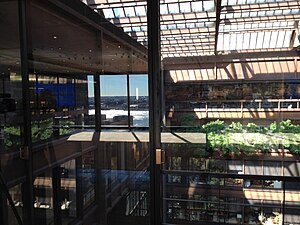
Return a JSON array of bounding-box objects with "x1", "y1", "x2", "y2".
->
[
  {"x1": 100, "y1": 75, "x2": 129, "y2": 127},
  {"x1": 61, "y1": 159, "x2": 77, "y2": 225},
  {"x1": 34, "y1": 170, "x2": 54, "y2": 224},
  {"x1": 113, "y1": 8, "x2": 125, "y2": 18},
  {"x1": 161, "y1": 0, "x2": 300, "y2": 223},
  {"x1": 29, "y1": 0, "x2": 95, "y2": 145},
  {"x1": 0, "y1": 0, "x2": 23, "y2": 152},
  {"x1": 103, "y1": 8, "x2": 115, "y2": 18},
  {"x1": 168, "y1": 3, "x2": 179, "y2": 14},
  {"x1": 129, "y1": 74, "x2": 149, "y2": 127},
  {"x1": 135, "y1": 6, "x2": 146, "y2": 16},
  {"x1": 82, "y1": 151, "x2": 95, "y2": 209},
  {"x1": 86, "y1": 75, "x2": 95, "y2": 127},
  {"x1": 124, "y1": 7, "x2": 136, "y2": 17},
  {"x1": 101, "y1": 141, "x2": 150, "y2": 223},
  {"x1": 8, "y1": 184, "x2": 23, "y2": 225}
]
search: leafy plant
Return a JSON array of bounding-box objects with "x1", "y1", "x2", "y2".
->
[
  {"x1": 245, "y1": 123, "x2": 260, "y2": 133},
  {"x1": 202, "y1": 120, "x2": 225, "y2": 133},
  {"x1": 227, "y1": 122, "x2": 243, "y2": 132}
]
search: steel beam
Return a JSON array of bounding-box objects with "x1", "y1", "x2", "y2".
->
[
  {"x1": 163, "y1": 50, "x2": 300, "y2": 69},
  {"x1": 214, "y1": 0, "x2": 221, "y2": 55}
]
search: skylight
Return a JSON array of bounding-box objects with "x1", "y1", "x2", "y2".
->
[
  {"x1": 124, "y1": 7, "x2": 135, "y2": 17},
  {"x1": 113, "y1": 8, "x2": 125, "y2": 18},
  {"x1": 82, "y1": 0, "x2": 300, "y2": 58},
  {"x1": 218, "y1": 30, "x2": 293, "y2": 51}
]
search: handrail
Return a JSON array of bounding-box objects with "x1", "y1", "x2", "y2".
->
[{"x1": 170, "y1": 98, "x2": 300, "y2": 113}]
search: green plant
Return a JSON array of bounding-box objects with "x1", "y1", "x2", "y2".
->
[
  {"x1": 227, "y1": 122, "x2": 243, "y2": 132},
  {"x1": 202, "y1": 120, "x2": 225, "y2": 133},
  {"x1": 4, "y1": 126, "x2": 22, "y2": 148},
  {"x1": 204, "y1": 119, "x2": 300, "y2": 156},
  {"x1": 245, "y1": 123, "x2": 260, "y2": 132},
  {"x1": 31, "y1": 119, "x2": 53, "y2": 141}
]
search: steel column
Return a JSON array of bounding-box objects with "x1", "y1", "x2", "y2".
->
[
  {"x1": 52, "y1": 167, "x2": 62, "y2": 225},
  {"x1": 147, "y1": 0, "x2": 162, "y2": 224},
  {"x1": 18, "y1": 0, "x2": 34, "y2": 224},
  {"x1": 127, "y1": 74, "x2": 131, "y2": 130}
]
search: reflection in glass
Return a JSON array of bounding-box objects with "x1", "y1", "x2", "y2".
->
[
  {"x1": 100, "y1": 75, "x2": 129, "y2": 127},
  {"x1": 82, "y1": 151, "x2": 95, "y2": 209},
  {"x1": 61, "y1": 159, "x2": 76, "y2": 225},
  {"x1": 0, "y1": 0, "x2": 23, "y2": 151},
  {"x1": 129, "y1": 75, "x2": 149, "y2": 127},
  {"x1": 8, "y1": 184, "x2": 23, "y2": 225},
  {"x1": 34, "y1": 171, "x2": 54, "y2": 225}
]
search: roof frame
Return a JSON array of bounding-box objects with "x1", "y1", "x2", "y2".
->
[{"x1": 215, "y1": 0, "x2": 221, "y2": 54}]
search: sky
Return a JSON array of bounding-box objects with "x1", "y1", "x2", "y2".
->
[{"x1": 88, "y1": 75, "x2": 148, "y2": 97}]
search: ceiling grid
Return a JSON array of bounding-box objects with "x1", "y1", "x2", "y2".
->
[{"x1": 82, "y1": 0, "x2": 300, "y2": 58}]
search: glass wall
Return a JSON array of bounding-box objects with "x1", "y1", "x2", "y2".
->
[
  {"x1": 0, "y1": 0, "x2": 23, "y2": 152},
  {"x1": 99, "y1": 140, "x2": 150, "y2": 224},
  {"x1": 100, "y1": 74, "x2": 149, "y2": 128},
  {"x1": 100, "y1": 75, "x2": 129, "y2": 127},
  {"x1": 33, "y1": 170, "x2": 54, "y2": 224},
  {"x1": 129, "y1": 75, "x2": 149, "y2": 127},
  {"x1": 160, "y1": 1, "x2": 300, "y2": 225},
  {"x1": 85, "y1": 75, "x2": 95, "y2": 127},
  {"x1": 60, "y1": 159, "x2": 77, "y2": 225},
  {"x1": 8, "y1": 184, "x2": 23, "y2": 225}
]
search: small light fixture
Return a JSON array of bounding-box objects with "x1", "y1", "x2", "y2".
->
[{"x1": 53, "y1": 35, "x2": 57, "y2": 39}]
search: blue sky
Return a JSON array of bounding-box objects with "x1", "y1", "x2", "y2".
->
[{"x1": 88, "y1": 75, "x2": 148, "y2": 97}]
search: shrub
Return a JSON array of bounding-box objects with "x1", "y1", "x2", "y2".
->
[{"x1": 202, "y1": 120, "x2": 225, "y2": 133}]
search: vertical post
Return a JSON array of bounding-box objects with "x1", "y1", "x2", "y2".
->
[
  {"x1": 240, "y1": 101, "x2": 243, "y2": 118},
  {"x1": 282, "y1": 180, "x2": 285, "y2": 225},
  {"x1": 76, "y1": 157, "x2": 83, "y2": 220},
  {"x1": 18, "y1": 0, "x2": 34, "y2": 224},
  {"x1": 52, "y1": 167, "x2": 62, "y2": 225},
  {"x1": 127, "y1": 74, "x2": 131, "y2": 130},
  {"x1": 94, "y1": 29, "x2": 107, "y2": 224},
  {"x1": 95, "y1": 143, "x2": 107, "y2": 225},
  {"x1": 95, "y1": 29, "x2": 102, "y2": 132},
  {"x1": 94, "y1": 74, "x2": 101, "y2": 132},
  {"x1": 147, "y1": 0, "x2": 161, "y2": 224}
]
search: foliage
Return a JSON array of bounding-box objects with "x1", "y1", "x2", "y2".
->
[
  {"x1": 203, "y1": 120, "x2": 300, "y2": 156},
  {"x1": 4, "y1": 118, "x2": 76, "y2": 149},
  {"x1": 245, "y1": 123, "x2": 260, "y2": 133},
  {"x1": 227, "y1": 122, "x2": 243, "y2": 132},
  {"x1": 4, "y1": 118, "x2": 300, "y2": 156},
  {"x1": 32, "y1": 119, "x2": 53, "y2": 141},
  {"x1": 4, "y1": 126, "x2": 22, "y2": 148},
  {"x1": 202, "y1": 120, "x2": 225, "y2": 133},
  {"x1": 60, "y1": 120, "x2": 75, "y2": 136}
]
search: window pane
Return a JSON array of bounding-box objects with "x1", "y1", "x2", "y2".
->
[
  {"x1": 129, "y1": 75, "x2": 149, "y2": 127},
  {"x1": 100, "y1": 75, "x2": 129, "y2": 127}
]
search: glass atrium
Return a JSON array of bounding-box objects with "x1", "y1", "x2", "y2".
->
[{"x1": 1, "y1": 0, "x2": 300, "y2": 224}]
